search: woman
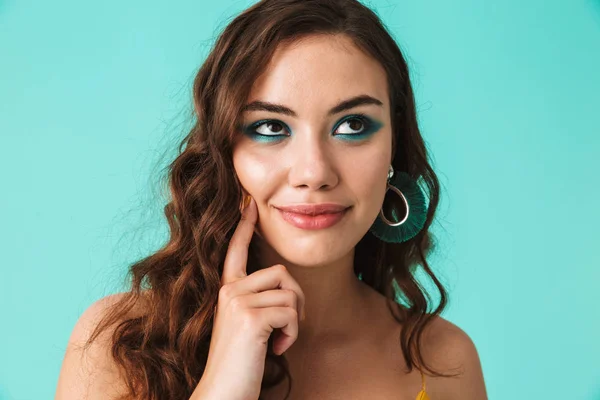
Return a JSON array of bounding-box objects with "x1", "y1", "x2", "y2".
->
[{"x1": 56, "y1": 0, "x2": 487, "y2": 399}]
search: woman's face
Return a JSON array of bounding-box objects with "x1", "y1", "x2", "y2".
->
[{"x1": 232, "y1": 34, "x2": 392, "y2": 267}]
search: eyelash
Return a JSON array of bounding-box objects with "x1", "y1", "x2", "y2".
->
[{"x1": 244, "y1": 113, "x2": 376, "y2": 139}]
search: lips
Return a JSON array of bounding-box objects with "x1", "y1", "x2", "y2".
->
[
  {"x1": 274, "y1": 203, "x2": 350, "y2": 216},
  {"x1": 274, "y1": 203, "x2": 351, "y2": 230}
]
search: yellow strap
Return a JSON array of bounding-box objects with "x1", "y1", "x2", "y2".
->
[{"x1": 415, "y1": 369, "x2": 430, "y2": 400}]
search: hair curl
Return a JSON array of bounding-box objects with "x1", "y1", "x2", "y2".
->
[{"x1": 84, "y1": 0, "x2": 457, "y2": 399}]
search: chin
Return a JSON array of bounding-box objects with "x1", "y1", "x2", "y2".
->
[
  {"x1": 281, "y1": 253, "x2": 339, "y2": 268},
  {"x1": 260, "y1": 233, "x2": 355, "y2": 268}
]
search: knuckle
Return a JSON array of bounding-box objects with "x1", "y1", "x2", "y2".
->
[
  {"x1": 272, "y1": 264, "x2": 288, "y2": 275},
  {"x1": 272, "y1": 263, "x2": 286, "y2": 271},
  {"x1": 218, "y1": 284, "x2": 233, "y2": 302},
  {"x1": 283, "y1": 289, "x2": 298, "y2": 304},
  {"x1": 287, "y1": 307, "x2": 299, "y2": 321}
]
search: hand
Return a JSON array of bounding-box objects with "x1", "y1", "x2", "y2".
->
[{"x1": 190, "y1": 196, "x2": 306, "y2": 400}]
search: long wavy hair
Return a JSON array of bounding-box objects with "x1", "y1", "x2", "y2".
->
[{"x1": 84, "y1": 0, "x2": 456, "y2": 399}]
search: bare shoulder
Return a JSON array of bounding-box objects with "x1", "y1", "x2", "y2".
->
[
  {"x1": 420, "y1": 315, "x2": 488, "y2": 400},
  {"x1": 55, "y1": 291, "x2": 145, "y2": 400}
]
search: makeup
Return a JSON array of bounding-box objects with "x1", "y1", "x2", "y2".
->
[
  {"x1": 277, "y1": 207, "x2": 350, "y2": 230},
  {"x1": 243, "y1": 120, "x2": 290, "y2": 143},
  {"x1": 331, "y1": 113, "x2": 383, "y2": 141},
  {"x1": 241, "y1": 113, "x2": 383, "y2": 142}
]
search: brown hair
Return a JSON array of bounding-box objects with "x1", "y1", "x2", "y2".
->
[{"x1": 85, "y1": 0, "x2": 456, "y2": 398}]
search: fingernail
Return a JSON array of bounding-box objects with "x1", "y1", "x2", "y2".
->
[{"x1": 240, "y1": 195, "x2": 251, "y2": 213}]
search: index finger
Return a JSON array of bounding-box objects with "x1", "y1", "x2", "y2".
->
[{"x1": 221, "y1": 196, "x2": 257, "y2": 285}]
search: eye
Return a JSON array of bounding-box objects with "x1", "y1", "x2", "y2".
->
[
  {"x1": 242, "y1": 113, "x2": 380, "y2": 141},
  {"x1": 253, "y1": 121, "x2": 289, "y2": 136},
  {"x1": 336, "y1": 114, "x2": 381, "y2": 139},
  {"x1": 335, "y1": 116, "x2": 368, "y2": 135}
]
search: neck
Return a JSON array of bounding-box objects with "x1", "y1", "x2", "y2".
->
[{"x1": 251, "y1": 239, "x2": 373, "y2": 345}]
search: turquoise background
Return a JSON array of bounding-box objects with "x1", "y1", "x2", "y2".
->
[{"x1": 1, "y1": 0, "x2": 599, "y2": 399}]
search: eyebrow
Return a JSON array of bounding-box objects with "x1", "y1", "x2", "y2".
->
[{"x1": 241, "y1": 94, "x2": 383, "y2": 117}]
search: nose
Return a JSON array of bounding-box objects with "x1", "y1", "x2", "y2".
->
[{"x1": 287, "y1": 130, "x2": 339, "y2": 191}]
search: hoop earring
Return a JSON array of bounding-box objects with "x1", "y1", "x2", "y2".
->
[{"x1": 368, "y1": 165, "x2": 427, "y2": 243}]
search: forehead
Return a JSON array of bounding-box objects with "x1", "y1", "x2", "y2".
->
[{"x1": 246, "y1": 34, "x2": 389, "y2": 116}]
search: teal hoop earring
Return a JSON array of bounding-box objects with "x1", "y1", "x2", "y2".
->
[{"x1": 368, "y1": 165, "x2": 428, "y2": 243}]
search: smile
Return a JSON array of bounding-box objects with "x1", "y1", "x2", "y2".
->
[{"x1": 276, "y1": 207, "x2": 350, "y2": 230}]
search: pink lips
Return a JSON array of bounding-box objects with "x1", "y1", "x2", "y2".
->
[{"x1": 275, "y1": 203, "x2": 350, "y2": 230}]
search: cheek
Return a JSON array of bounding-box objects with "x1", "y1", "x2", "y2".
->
[
  {"x1": 233, "y1": 150, "x2": 276, "y2": 196},
  {"x1": 352, "y1": 164, "x2": 389, "y2": 225},
  {"x1": 343, "y1": 144, "x2": 391, "y2": 204}
]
